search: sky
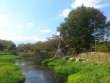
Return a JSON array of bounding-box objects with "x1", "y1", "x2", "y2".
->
[{"x1": 0, "y1": 0, "x2": 110, "y2": 45}]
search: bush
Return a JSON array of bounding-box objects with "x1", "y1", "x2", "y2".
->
[
  {"x1": 42, "y1": 58, "x2": 79, "y2": 76},
  {"x1": 96, "y1": 43, "x2": 110, "y2": 52}
]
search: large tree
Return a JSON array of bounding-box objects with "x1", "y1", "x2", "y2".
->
[
  {"x1": 0, "y1": 40, "x2": 16, "y2": 51},
  {"x1": 58, "y1": 6, "x2": 106, "y2": 55}
]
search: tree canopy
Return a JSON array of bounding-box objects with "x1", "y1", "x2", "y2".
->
[
  {"x1": 0, "y1": 39, "x2": 16, "y2": 54},
  {"x1": 58, "y1": 6, "x2": 106, "y2": 55}
]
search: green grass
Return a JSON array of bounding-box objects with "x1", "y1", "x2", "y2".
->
[
  {"x1": 67, "y1": 63, "x2": 110, "y2": 83},
  {"x1": 42, "y1": 57, "x2": 110, "y2": 83},
  {"x1": 0, "y1": 55, "x2": 16, "y2": 63},
  {"x1": 0, "y1": 54, "x2": 25, "y2": 83}
]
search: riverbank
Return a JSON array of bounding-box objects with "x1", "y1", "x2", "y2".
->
[
  {"x1": 41, "y1": 55, "x2": 110, "y2": 83},
  {"x1": 17, "y1": 56, "x2": 62, "y2": 83},
  {"x1": 0, "y1": 54, "x2": 25, "y2": 83}
]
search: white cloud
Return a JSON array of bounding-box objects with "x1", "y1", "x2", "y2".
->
[
  {"x1": 12, "y1": 35, "x2": 45, "y2": 42},
  {"x1": 16, "y1": 24, "x2": 23, "y2": 29},
  {"x1": 71, "y1": 0, "x2": 97, "y2": 8},
  {"x1": 0, "y1": 14, "x2": 12, "y2": 30},
  {"x1": 71, "y1": 0, "x2": 109, "y2": 9},
  {"x1": 26, "y1": 22, "x2": 34, "y2": 27},
  {"x1": 0, "y1": 14, "x2": 44, "y2": 44},
  {"x1": 16, "y1": 22, "x2": 34, "y2": 30},
  {"x1": 60, "y1": 8, "x2": 71, "y2": 17},
  {"x1": 0, "y1": 13, "x2": 12, "y2": 34},
  {"x1": 40, "y1": 28, "x2": 51, "y2": 33},
  {"x1": 56, "y1": 32, "x2": 60, "y2": 36},
  {"x1": 0, "y1": 33, "x2": 46, "y2": 44},
  {"x1": 61, "y1": 0, "x2": 110, "y2": 17},
  {"x1": 0, "y1": 14, "x2": 9, "y2": 28}
]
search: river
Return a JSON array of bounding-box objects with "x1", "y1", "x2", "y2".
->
[{"x1": 16, "y1": 57, "x2": 60, "y2": 83}]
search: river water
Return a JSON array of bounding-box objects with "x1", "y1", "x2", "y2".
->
[{"x1": 16, "y1": 57, "x2": 59, "y2": 83}]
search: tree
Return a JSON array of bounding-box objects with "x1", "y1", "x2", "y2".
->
[
  {"x1": 16, "y1": 43, "x2": 35, "y2": 56},
  {"x1": 34, "y1": 36, "x2": 59, "y2": 57},
  {"x1": 105, "y1": 21, "x2": 110, "y2": 41},
  {"x1": 0, "y1": 39, "x2": 16, "y2": 51},
  {"x1": 58, "y1": 6, "x2": 106, "y2": 55}
]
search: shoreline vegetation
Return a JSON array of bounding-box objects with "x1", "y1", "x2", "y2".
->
[
  {"x1": 0, "y1": 53, "x2": 25, "y2": 83},
  {"x1": 41, "y1": 52, "x2": 110, "y2": 83}
]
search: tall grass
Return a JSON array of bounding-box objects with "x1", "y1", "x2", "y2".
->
[
  {"x1": 42, "y1": 57, "x2": 110, "y2": 83},
  {"x1": 0, "y1": 54, "x2": 25, "y2": 83},
  {"x1": 0, "y1": 55, "x2": 16, "y2": 63},
  {"x1": 67, "y1": 63, "x2": 110, "y2": 83}
]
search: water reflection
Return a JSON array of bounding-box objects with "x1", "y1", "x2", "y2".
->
[{"x1": 16, "y1": 57, "x2": 58, "y2": 83}]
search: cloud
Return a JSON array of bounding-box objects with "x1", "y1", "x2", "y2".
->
[
  {"x1": 40, "y1": 28, "x2": 51, "y2": 33},
  {"x1": 0, "y1": 33, "x2": 46, "y2": 44},
  {"x1": 0, "y1": 14, "x2": 43, "y2": 44},
  {"x1": 71, "y1": 0, "x2": 97, "y2": 8},
  {"x1": 71, "y1": 0, "x2": 110, "y2": 9},
  {"x1": 0, "y1": 14, "x2": 12, "y2": 35},
  {"x1": 16, "y1": 22, "x2": 34, "y2": 29},
  {"x1": 61, "y1": 0, "x2": 110, "y2": 17},
  {"x1": 60, "y1": 8, "x2": 71, "y2": 17},
  {"x1": 0, "y1": 14, "x2": 9, "y2": 28},
  {"x1": 26, "y1": 22, "x2": 34, "y2": 27},
  {"x1": 0, "y1": 14, "x2": 12, "y2": 30}
]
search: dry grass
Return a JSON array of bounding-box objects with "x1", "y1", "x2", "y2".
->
[{"x1": 78, "y1": 52, "x2": 110, "y2": 64}]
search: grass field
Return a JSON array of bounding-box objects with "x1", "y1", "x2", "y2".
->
[
  {"x1": 42, "y1": 53, "x2": 110, "y2": 83},
  {"x1": 0, "y1": 54, "x2": 25, "y2": 83},
  {"x1": 0, "y1": 55, "x2": 16, "y2": 63}
]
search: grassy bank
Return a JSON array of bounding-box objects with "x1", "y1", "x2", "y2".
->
[
  {"x1": 0, "y1": 54, "x2": 25, "y2": 83},
  {"x1": 42, "y1": 55, "x2": 110, "y2": 83}
]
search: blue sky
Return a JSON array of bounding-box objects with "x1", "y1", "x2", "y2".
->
[{"x1": 0, "y1": 0, "x2": 110, "y2": 45}]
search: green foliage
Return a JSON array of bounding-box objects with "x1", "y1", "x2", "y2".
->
[
  {"x1": 67, "y1": 73, "x2": 82, "y2": 83},
  {"x1": 17, "y1": 36, "x2": 59, "y2": 63},
  {"x1": 0, "y1": 55, "x2": 16, "y2": 63},
  {"x1": 96, "y1": 42, "x2": 110, "y2": 52},
  {"x1": 42, "y1": 58, "x2": 79, "y2": 76},
  {"x1": 0, "y1": 55, "x2": 24, "y2": 83},
  {"x1": 0, "y1": 64, "x2": 24, "y2": 83},
  {"x1": 42, "y1": 58, "x2": 110, "y2": 83},
  {"x1": 58, "y1": 6, "x2": 106, "y2": 54},
  {"x1": 0, "y1": 40, "x2": 16, "y2": 52},
  {"x1": 67, "y1": 64, "x2": 110, "y2": 83}
]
